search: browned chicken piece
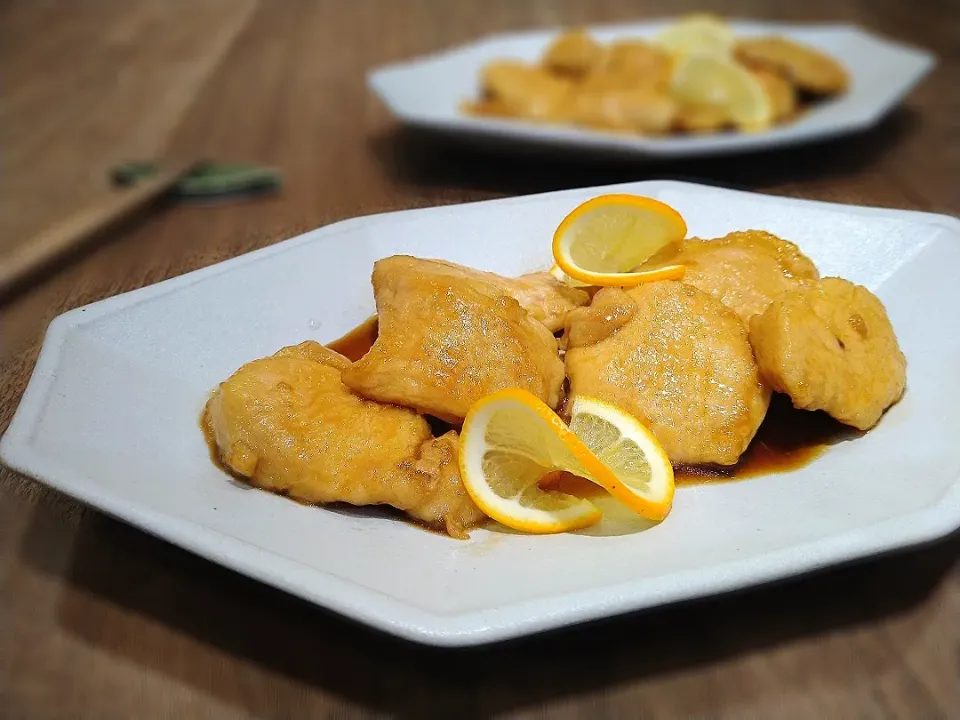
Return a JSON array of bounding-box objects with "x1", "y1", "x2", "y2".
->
[
  {"x1": 532, "y1": 37, "x2": 678, "y2": 133},
  {"x1": 565, "y1": 282, "x2": 770, "y2": 465},
  {"x1": 642, "y1": 230, "x2": 819, "y2": 324},
  {"x1": 463, "y1": 96, "x2": 514, "y2": 119},
  {"x1": 542, "y1": 29, "x2": 605, "y2": 78},
  {"x1": 736, "y1": 36, "x2": 849, "y2": 95},
  {"x1": 751, "y1": 68, "x2": 798, "y2": 121},
  {"x1": 204, "y1": 341, "x2": 486, "y2": 538},
  {"x1": 567, "y1": 86, "x2": 678, "y2": 134},
  {"x1": 600, "y1": 40, "x2": 674, "y2": 90},
  {"x1": 674, "y1": 102, "x2": 730, "y2": 133},
  {"x1": 499, "y1": 271, "x2": 591, "y2": 332},
  {"x1": 749, "y1": 278, "x2": 906, "y2": 430},
  {"x1": 564, "y1": 287, "x2": 638, "y2": 348},
  {"x1": 342, "y1": 256, "x2": 566, "y2": 423},
  {"x1": 479, "y1": 60, "x2": 573, "y2": 120},
  {"x1": 339, "y1": 258, "x2": 586, "y2": 333}
]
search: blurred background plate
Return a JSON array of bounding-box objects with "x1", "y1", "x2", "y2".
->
[{"x1": 369, "y1": 20, "x2": 934, "y2": 159}]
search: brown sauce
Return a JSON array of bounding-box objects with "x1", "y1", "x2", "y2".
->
[
  {"x1": 327, "y1": 315, "x2": 378, "y2": 361},
  {"x1": 675, "y1": 394, "x2": 855, "y2": 485}
]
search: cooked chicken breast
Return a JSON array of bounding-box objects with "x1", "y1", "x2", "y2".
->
[
  {"x1": 736, "y1": 36, "x2": 849, "y2": 95},
  {"x1": 749, "y1": 278, "x2": 906, "y2": 430},
  {"x1": 567, "y1": 86, "x2": 678, "y2": 134},
  {"x1": 479, "y1": 60, "x2": 573, "y2": 120},
  {"x1": 341, "y1": 256, "x2": 566, "y2": 423},
  {"x1": 674, "y1": 102, "x2": 730, "y2": 133},
  {"x1": 542, "y1": 29, "x2": 605, "y2": 78},
  {"x1": 483, "y1": 268, "x2": 590, "y2": 332},
  {"x1": 642, "y1": 230, "x2": 819, "y2": 324},
  {"x1": 565, "y1": 282, "x2": 770, "y2": 465},
  {"x1": 204, "y1": 341, "x2": 485, "y2": 538},
  {"x1": 600, "y1": 40, "x2": 674, "y2": 90}
]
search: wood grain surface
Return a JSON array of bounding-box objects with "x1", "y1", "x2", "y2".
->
[{"x1": 1, "y1": 1, "x2": 958, "y2": 717}]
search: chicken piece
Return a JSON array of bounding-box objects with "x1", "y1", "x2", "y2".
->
[
  {"x1": 204, "y1": 341, "x2": 486, "y2": 538},
  {"x1": 641, "y1": 230, "x2": 819, "y2": 324},
  {"x1": 565, "y1": 282, "x2": 770, "y2": 465},
  {"x1": 567, "y1": 86, "x2": 678, "y2": 134},
  {"x1": 336, "y1": 258, "x2": 585, "y2": 333},
  {"x1": 566, "y1": 41, "x2": 674, "y2": 133},
  {"x1": 342, "y1": 256, "x2": 566, "y2": 423},
  {"x1": 402, "y1": 431, "x2": 484, "y2": 537},
  {"x1": 736, "y1": 36, "x2": 849, "y2": 95},
  {"x1": 751, "y1": 67, "x2": 798, "y2": 122},
  {"x1": 500, "y1": 271, "x2": 591, "y2": 331},
  {"x1": 479, "y1": 60, "x2": 573, "y2": 120},
  {"x1": 563, "y1": 286, "x2": 638, "y2": 348},
  {"x1": 600, "y1": 40, "x2": 674, "y2": 90},
  {"x1": 674, "y1": 102, "x2": 730, "y2": 133},
  {"x1": 463, "y1": 96, "x2": 514, "y2": 119},
  {"x1": 749, "y1": 278, "x2": 906, "y2": 430},
  {"x1": 542, "y1": 29, "x2": 605, "y2": 78}
]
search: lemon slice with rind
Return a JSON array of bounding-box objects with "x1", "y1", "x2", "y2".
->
[
  {"x1": 654, "y1": 14, "x2": 736, "y2": 60},
  {"x1": 569, "y1": 395, "x2": 674, "y2": 521},
  {"x1": 459, "y1": 389, "x2": 674, "y2": 533},
  {"x1": 552, "y1": 194, "x2": 687, "y2": 287},
  {"x1": 671, "y1": 54, "x2": 773, "y2": 129}
]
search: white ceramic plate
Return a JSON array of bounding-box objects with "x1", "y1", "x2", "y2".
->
[
  {"x1": 369, "y1": 20, "x2": 934, "y2": 159},
  {"x1": 3, "y1": 181, "x2": 960, "y2": 646}
]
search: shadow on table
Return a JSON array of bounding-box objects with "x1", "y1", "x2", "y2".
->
[
  {"x1": 370, "y1": 107, "x2": 920, "y2": 199},
  {"x1": 19, "y1": 501, "x2": 959, "y2": 719}
]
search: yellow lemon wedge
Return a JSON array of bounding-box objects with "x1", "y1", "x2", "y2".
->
[
  {"x1": 653, "y1": 13, "x2": 736, "y2": 60},
  {"x1": 671, "y1": 54, "x2": 773, "y2": 130},
  {"x1": 458, "y1": 389, "x2": 675, "y2": 534},
  {"x1": 552, "y1": 194, "x2": 687, "y2": 287}
]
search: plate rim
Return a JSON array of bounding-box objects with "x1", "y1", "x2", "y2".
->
[
  {"x1": 367, "y1": 19, "x2": 936, "y2": 158},
  {"x1": 3, "y1": 180, "x2": 960, "y2": 646}
]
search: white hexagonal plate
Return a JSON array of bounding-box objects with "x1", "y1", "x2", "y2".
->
[
  {"x1": 369, "y1": 21, "x2": 934, "y2": 158},
  {"x1": 3, "y1": 181, "x2": 959, "y2": 646}
]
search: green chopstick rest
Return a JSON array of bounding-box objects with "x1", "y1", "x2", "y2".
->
[{"x1": 111, "y1": 161, "x2": 282, "y2": 198}]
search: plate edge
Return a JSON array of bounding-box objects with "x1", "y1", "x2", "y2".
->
[{"x1": 3, "y1": 434, "x2": 960, "y2": 647}]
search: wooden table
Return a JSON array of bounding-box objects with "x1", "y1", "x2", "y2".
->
[{"x1": 2, "y1": 1, "x2": 957, "y2": 717}]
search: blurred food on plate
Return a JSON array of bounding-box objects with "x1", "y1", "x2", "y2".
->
[{"x1": 463, "y1": 14, "x2": 849, "y2": 136}]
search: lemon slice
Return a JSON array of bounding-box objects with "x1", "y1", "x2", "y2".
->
[
  {"x1": 654, "y1": 14, "x2": 735, "y2": 59},
  {"x1": 552, "y1": 194, "x2": 687, "y2": 287},
  {"x1": 567, "y1": 395, "x2": 674, "y2": 520},
  {"x1": 671, "y1": 54, "x2": 773, "y2": 129},
  {"x1": 459, "y1": 389, "x2": 674, "y2": 533}
]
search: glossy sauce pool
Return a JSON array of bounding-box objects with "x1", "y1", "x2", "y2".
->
[
  {"x1": 674, "y1": 393, "x2": 854, "y2": 485},
  {"x1": 328, "y1": 316, "x2": 378, "y2": 361}
]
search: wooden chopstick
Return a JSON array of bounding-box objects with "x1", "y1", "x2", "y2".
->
[{"x1": 0, "y1": 158, "x2": 197, "y2": 297}]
